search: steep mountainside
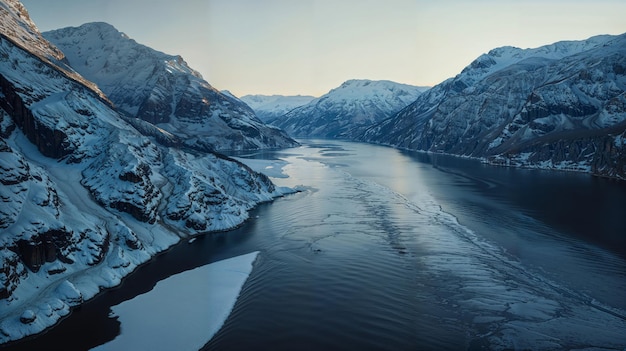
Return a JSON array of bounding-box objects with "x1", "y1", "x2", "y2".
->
[
  {"x1": 239, "y1": 94, "x2": 316, "y2": 122},
  {"x1": 44, "y1": 22, "x2": 298, "y2": 152},
  {"x1": 0, "y1": 0, "x2": 106, "y2": 102},
  {"x1": 361, "y1": 34, "x2": 626, "y2": 179},
  {"x1": 0, "y1": 1, "x2": 289, "y2": 343},
  {"x1": 271, "y1": 80, "x2": 428, "y2": 139}
]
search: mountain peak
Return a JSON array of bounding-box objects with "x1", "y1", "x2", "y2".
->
[
  {"x1": 46, "y1": 22, "x2": 206, "y2": 83},
  {"x1": 272, "y1": 79, "x2": 426, "y2": 139},
  {"x1": 0, "y1": 0, "x2": 61, "y2": 61},
  {"x1": 324, "y1": 79, "x2": 428, "y2": 103},
  {"x1": 72, "y1": 22, "x2": 133, "y2": 40},
  {"x1": 481, "y1": 34, "x2": 619, "y2": 68},
  {"x1": 239, "y1": 94, "x2": 317, "y2": 122},
  {"x1": 0, "y1": 1, "x2": 108, "y2": 101},
  {"x1": 44, "y1": 23, "x2": 298, "y2": 151},
  {"x1": 340, "y1": 79, "x2": 375, "y2": 87}
]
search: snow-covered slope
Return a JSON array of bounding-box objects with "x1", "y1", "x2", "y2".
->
[
  {"x1": 0, "y1": 1, "x2": 290, "y2": 344},
  {"x1": 43, "y1": 22, "x2": 298, "y2": 152},
  {"x1": 361, "y1": 34, "x2": 626, "y2": 179},
  {"x1": 271, "y1": 80, "x2": 428, "y2": 139},
  {"x1": 239, "y1": 94, "x2": 316, "y2": 122},
  {"x1": 0, "y1": 0, "x2": 106, "y2": 102}
]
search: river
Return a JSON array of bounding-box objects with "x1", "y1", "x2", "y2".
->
[{"x1": 9, "y1": 140, "x2": 626, "y2": 350}]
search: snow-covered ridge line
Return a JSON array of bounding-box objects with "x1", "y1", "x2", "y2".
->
[
  {"x1": 271, "y1": 79, "x2": 428, "y2": 139},
  {"x1": 0, "y1": 33, "x2": 112, "y2": 110},
  {"x1": 239, "y1": 94, "x2": 317, "y2": 123},
  {"x1": 0, "y1": 2, "x2": 108, "y2": 102},
  {"x1": 44, "y1": 22, "x2": 299, "y2": 152},
  {"x1": 360, "y1": 32, "x2": 626, "y2": 180}
]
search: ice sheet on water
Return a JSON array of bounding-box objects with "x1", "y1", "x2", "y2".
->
[
  {"x1": 233, "y1": 156, "x2": 290, "y2": 179},
  {"x1": 91, "y1": 252, "x2": 259, "y2": 351}
]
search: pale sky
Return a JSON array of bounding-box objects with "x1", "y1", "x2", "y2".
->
[{"x1": 21, "y1": 0, "x2": 626, "y2": 97}]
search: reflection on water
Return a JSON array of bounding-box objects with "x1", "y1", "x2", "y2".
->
[
  {"x1": 10, "y1": 140, "x2": 626, "y2": 351},
  {"x1": 208, "y1": 140, "x2": 626, "y2": 350}
]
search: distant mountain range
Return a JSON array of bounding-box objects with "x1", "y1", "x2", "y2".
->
[
  {"x1": 44, "y1": 22, "x2": 298, "y2": 152},
  {"x1": 239, "y1": 94, "x2": 316, "y2": 123},
  {"x1": 268, "y1": 79, "x2": 429, "y2": 139},
  {"x1": 360, "y1": 34, "x2": 626, "y2": 178}
]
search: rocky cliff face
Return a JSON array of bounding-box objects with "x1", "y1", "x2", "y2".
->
[
  {"x1": 361, "y1": 34, "x2": 626, "y2": 179},
  {"x1": 44, "y1": 22, "x2": 298, "y2": 152},
  {"x1": 0, "y1": 1, "x2": 289, "y2": 343},
  {"x1": 271, "y1": 79, "x2": 428, "y2": 139}
]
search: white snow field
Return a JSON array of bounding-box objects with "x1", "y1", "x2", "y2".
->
[{"x1": 91, "y1": 252, "x2": 259, "y2": 351}]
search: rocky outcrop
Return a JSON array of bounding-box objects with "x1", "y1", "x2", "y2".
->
[
  {"x1": 0, "y1": 73, "x2": 72, "y2": 159},
  {"x1": 19, "y1": 310, "x2": 36, "y2": 324},
  {"x1": 82, "y1": 140, "x2": 162, "y2": 224},
  {"x1": 162, "y1": 150, "x2": 277, "y2": 233},
  {"x1": 0, "y1": 249, "x2": 27, "y2": 299},
  {"x1": 15, "y1": 229, "x2": 73, "y2": 272},
  {"x1": 0, "y1": 128, "x2": 80, "y2": 297}
]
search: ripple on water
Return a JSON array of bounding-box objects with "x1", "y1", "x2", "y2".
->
[{"x1": 215, "y1": 145, "x2": 626, "y2": 350}]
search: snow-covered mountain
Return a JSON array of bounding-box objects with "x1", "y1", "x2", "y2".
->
[
  {"x1": 0, "y1": 0, "x2": 107, "y2": 103},
  {"x1": 239, "y1": 94, "x2": 316, "y2": 122},
  {"x1": 361, "y1": 34, "x2": 626, "y2": 179},
  {"x1": 43, "y1": 22, "x2": 298, "y2": 152},
  {"x1": 271, "y1": 80, "x2": 429, "y2": 139},
  {"x1": 0, "y1": 0, "x2": 290, "y2": 343}
]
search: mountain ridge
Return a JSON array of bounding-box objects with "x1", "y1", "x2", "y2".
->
[
  {"x1": 360, "y1": 33, "x2": 626, "y2": 179},
  {"x1": 270, "y1": 79, "x2": 429, "y2": 139},
  {"x1": 44, "y1": 22, "x2": 298, "y2": 152},
  {"x1": 239, "y1": 94, "x2": 316, "y2": 123}
]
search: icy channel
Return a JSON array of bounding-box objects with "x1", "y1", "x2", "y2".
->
[{"x1": 91, "y1": 251, "x2": 259, "y2": 351}]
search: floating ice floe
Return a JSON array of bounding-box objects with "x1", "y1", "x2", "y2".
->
[{"x1": 91, "y1": 252, "x2": 259, "y2": 351}]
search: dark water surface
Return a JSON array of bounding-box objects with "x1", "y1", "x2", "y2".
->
[{"x1": 8, "y1": 140, "x2": 626, "y2": 350}]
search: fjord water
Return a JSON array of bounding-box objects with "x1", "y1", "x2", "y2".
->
[{"x1": 11, "y1": 141, "x2": 626, "y2": 350}]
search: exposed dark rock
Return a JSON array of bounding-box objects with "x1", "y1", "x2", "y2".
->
[
  {"x1": 15, "y1": 229, "x2": 72, "y2": 272},
  {"x1": 46, "y1": 266, "x2": 66, "y2": 275},
  {"x1": 0, "y1": 249, "x2": 27, "y2": 299},
  {"x1": 185, "y1": 217, "x2": 207, "y2": 231},
  {"x1": 0, "y1": 73, "x2": 73, "y2": 159},
  {"x1": 110, "y1": 201, "x2": 154, "y2": 223}
]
